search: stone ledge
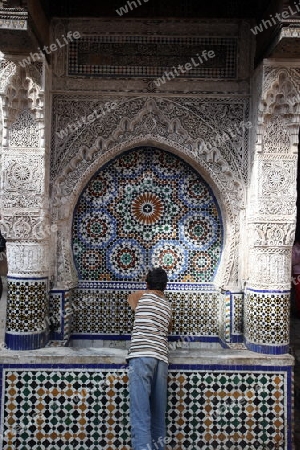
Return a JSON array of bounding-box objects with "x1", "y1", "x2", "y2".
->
[{"x1": 0, "y1": 347, "x2": 294, "y2": 366}]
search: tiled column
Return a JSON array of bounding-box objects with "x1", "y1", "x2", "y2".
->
[
  {"x1": 245, "y1": 62, "x2": 299, "y2": 354},
  {"x1": 5, "y1": 246, "x2": 49, "y2": 350},
  {"x1": 0, "y1": 58, "x2": 51, "y2": 350}
]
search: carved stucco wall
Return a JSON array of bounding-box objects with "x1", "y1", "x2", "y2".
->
[
  {"x1": 243, "y1": 63, "x2": 300, "y2": 352},
  {"x1": 247, "y1": 64, "x2": 300, "y2": 292},
  {"x1": 50, "y1": 95, "x2": 249, "y2": 290},
  {"x1": 0, "y1": 60, "x2": 50, "y2": 277},
  {"x1": 48, "y1": 18, "x2": 254, "y2": 292},
  {"x1": 0, "y1": 18, "x2": 299, "y2": 351},
  {"x1": 0, "y1": 57, "x2": 52, "y2": 349}
]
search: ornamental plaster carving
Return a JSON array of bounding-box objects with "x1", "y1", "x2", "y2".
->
[
  {"x1": 261, "y1": 69, "x2": 300, "y2": 117},
  {"x1": 51, "y1": 96, "x2": 249, "y2": 182},
  {"x1": 1, "y1": 193, "x2": 44, "y2": 210},
  {"x1": 258, "y1": 159, "x2": 296, "y2": 216},
  {"x1": 56, "y1": 227, "x2": 78, "y2": 290},
  {"x1": 0, "y1": 213, "x2": 52, "y2": 241},
  {"x1": 251, "y1": 64, "x2": 264, "y2": 155},
  {"x1": 9, "y1": 109, "x2": 39, "y2": 148},
  {"x1": 248, "y1": 247, "x2": 292, "y2": 291},
  {"x1": 0, "y1": 60, "x2": 44, "y2": 147},
  {"x1": 3, "y1": 154, "x2": 43, "y2": 192},
  {"x1": 253, "y1": 223, "x2": 295, "y2": 247},
  {"x1": 51, "y1": 96, "x2": 248, "y2": 289},
  {"x1": 1, "y1": 154, "x2": 45, "y2": 212},
  {"x1": 263, "y1": 115, "x2": 290, "y2": 153},
  {"x1": 0, "y1": 60, "x2": 16, "y2": 93},
  {"x1": 258, "y1": 66, "x2": 300, "y2": 154},
  {"x1": 6, "y1": 242, "x2": 49, "y2": 276}
]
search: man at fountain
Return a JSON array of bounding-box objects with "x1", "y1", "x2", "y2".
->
[{"x1": 127, "y1": 267, "x2": 172, "y2": 450}]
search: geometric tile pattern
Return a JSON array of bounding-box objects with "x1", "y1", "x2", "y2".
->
[
  {"x1": 49, "y1": 290, "x2": 73, "y2": 342},
  {"x1": 169, "y1": 291, "x2": 219, "y2": 336},
  {"x1": 167, "y1": 370, "x2": 286, "y2": 450},
  {"x1": 1, "y1": 368, "x2": 288, "y2": 450},
  {"x1": 223, "y1": 292, "x2": 231, "y2": 342},
  {"x1": 48, "y1": 292, "x2": 62, "y2": 336},
  {"x1": 6, "y1": 279, "x2": 48, "y2": 333},
  {"x1": 72, "y1": 289, "x2": 219, "y2": 336},
  {"x1": 232, "y1": 293, "x2": 244, "y2": 335},
  {"x1": 219, "y1": 292, "x2": 244, "y2": 344},
  {"x1": 63, "y1": 290, "x2": 73, "y2": 341},
  {"x1": 69, "y1": 36, "x2": 238, "y2": 79},
  {"x1": 72, "y1": 147, "x2": 223, "y2": 283},
  {"x1": 245, "y1": 291, "x2": 289, "y2": 345},
  {"x1": 2, "y1": 369, "x2": 129, "y2": 450},
  {"x1": 72, "y1": 290, "x2": 135, "y2": 335}
]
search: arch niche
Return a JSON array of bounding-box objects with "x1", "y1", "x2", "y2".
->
[
  {"x1": 72, "y1": 145, "x2": 223, "y2": 285},
  {"x1": 50, "y1": 138, "x2": 244, "y2": 340},
  {"x1": 52, "y1": 137, "x2": 243, "y2": 295}
]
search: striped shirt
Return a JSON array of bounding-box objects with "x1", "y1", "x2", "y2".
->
[{"x1": 127, "y1": 291, "x2": 172, "y2": 364}]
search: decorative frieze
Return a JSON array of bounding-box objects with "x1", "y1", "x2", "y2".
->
[
  {"x1": 252, "y1": 222, "x2": 295, "y2": 247},
  {"x1": 248, "y1": 247, "x2": 292, "y2": 291},
  {"x1": 6, "y1": 242, "x2": 49, "y2": 276}
]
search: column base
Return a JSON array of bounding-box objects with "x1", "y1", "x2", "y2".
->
[
  {"x1": 244, "y1": 287, "x2": 290, "y2": 355},
  {"x1": 5, "y1": 276, "x2": 49, "y2": 350}
]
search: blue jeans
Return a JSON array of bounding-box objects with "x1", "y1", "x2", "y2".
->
[{"x1": 128, "y1": 357, "x2": 168, "y2": 450}]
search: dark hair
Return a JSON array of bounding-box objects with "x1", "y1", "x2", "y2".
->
[{"x1": 146, "y1": 267, "x2": 168, "y2": 291}]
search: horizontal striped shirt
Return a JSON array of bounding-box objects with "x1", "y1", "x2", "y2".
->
[{"x1": 127, "y1": 291, "x2": 172, "y2": 364}]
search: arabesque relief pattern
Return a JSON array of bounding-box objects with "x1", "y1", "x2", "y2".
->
[
  {"x1": 0, "y1": 59, "x2": 50, "y2": 275},
  {"x1": 51, "y1": 95, "x2": 249, "y2": 290},
  {"x1": 0, "y1": 59, "x2": 50, "y2": 346},
  {"x1": 0, "y1": 51, "x2": 300, "y2": 352},
  {"x1": 244, "y1": 64, "x2": 299, "y2": 350},
  {"x1": 248, "y1": 65, "x2": 299, "y2": 291}
]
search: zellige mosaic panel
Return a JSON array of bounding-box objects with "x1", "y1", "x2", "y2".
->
[{"x1": 1, "y1": 367, "x2": 289, "y2": 450}]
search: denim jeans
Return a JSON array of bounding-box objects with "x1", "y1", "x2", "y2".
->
[{"x1": 128, "y1": 357, "x2": 168, "y2": 450}]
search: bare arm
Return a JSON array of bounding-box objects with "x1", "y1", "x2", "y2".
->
[
  {"x1": 127, "y1": 290, "x2": 146, "y2": 311},
  {"x1": 168, "y1": 317, "x2": 173, "y2": 333}
]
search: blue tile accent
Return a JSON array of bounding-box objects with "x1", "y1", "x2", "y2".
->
[
  {"x1": 71, "y1": 334, "x2": 131, "y2": 341},
  {"x1": 246, "y1": 287, "x2": 290, "y2": 294},
  {"x1": 5, "y1": 331, "x2": 48, "y2": 351},
  {"x1": 7, "y1": 276, "x2": 48, "y2": 281},
  {"x1": 230, "y1": 334, "x2": 244, "y2": 343},
  {"x1": 78, "y1": 280, "x2": 218, "y2": 291},
  {"x1": 245, "y1": 339, "x2": 290, "y2": 355}
]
